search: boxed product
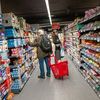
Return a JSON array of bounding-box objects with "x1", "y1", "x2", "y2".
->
[
  {"x1": 5, "y1": 77, "x2": 12, "y2": 89},
  {"x1": 0, "y1": 51, "x2": 8, "y2": 60},
  {"x1": 3, "y1": 13, "x2": 19, "y2": 28},
  {"x1": 11, "y1": 79, "x2": 22, "y2": 90},
  {"x1": 26, "y1": 24, "x2": 31, "y2": 31},
  {"x1": 20, "y1": 65, "x2": 25, "y2": 75},
  {"x1": 0, "y1": 40, "x2": 8, "y2": 52},
  {"x1": 5, "y1": 28, "x2": 18, "y2": 38},
  {"x1": 7, "y1": 39, "x2": 18, "y2": 48},
  {"x1": 0, "y1": 32, "x2": 5, "y2": 40},
  {"x1": 11, "y1": 68, "x2": 20, "y2": 78},
  {"x1": 0, "y1": 14, "x2": 3, "y2": 25},
  {"x1": 19, "y1": 29, "x2": 24, "y2": 37},
  {"x1": 21, "y1": 39, "x2": 26, "y2": 46},
  {"x1": 0, "y1": 67, "x2": 7, "y2": 81},
  {"x1": 17, "y1": 39, "x2": 22, "y2": 46},
  {"x1": 18, "y1": 17, "x2": 26, "y2": 30},
  {"x1": 0, "y1": 81, "x2": 8, "y2": 98},
  {"x1": 10, "y1": 48, "x2": 19, "y2": 56}
]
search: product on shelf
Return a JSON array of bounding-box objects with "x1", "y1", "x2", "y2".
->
[
  {"x1": 80, "y1": 32, "x2": 100, "y2": 42},
  {"x1": 5, "y1": 28, "x2": 19, "y2": 38},
  {"x1": 18, "y1": 17, "x2": 26, "y2": 30},
  {"x1": 3, "y1": 13, "x2": 19, "y2": 28},
  {"x1": 79, "y1": 21, "x2": 100, "y2": 32},
  {"x1": 80, "y1": 6, "x2": 100, "y2": 23}
]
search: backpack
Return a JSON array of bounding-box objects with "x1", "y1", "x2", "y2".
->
[{"x1": 40, "y1": 35, "x2": 52, "y2": 53}]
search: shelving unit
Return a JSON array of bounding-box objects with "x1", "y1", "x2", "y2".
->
[
  {"x1": 2, "y1": 13, "x2": 38, "y2": 95},
  {"x1": 0, "y1": 15, "x2": 12, "y2": 100},
  {"x1": 79, "y1": 7, "x2": 100, "y2": 98},
  {"x1": 65, "y1": 19, "x2": 80, "y2": 67},
  {"x1": 64, "y1": 6, "x2": 100, "y2": 98}
]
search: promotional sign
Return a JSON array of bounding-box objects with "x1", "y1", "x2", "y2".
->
[{"x1": 52, "y1": 23, "x2": 60, "y2": 30}]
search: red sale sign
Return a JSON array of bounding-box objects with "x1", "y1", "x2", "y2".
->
[{"x1": 52, "y1": 23, "x2": 60, "y2": 30}]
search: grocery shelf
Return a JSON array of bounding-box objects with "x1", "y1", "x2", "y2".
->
[
  {"x1": 9, "y1": 56, "x2": 20, "y2": 59},
  {"x1": 66, "y1": 30, "x2": 77, "y2": 33},
  {"x1": 6, "y1": 37, "x2": 24, "y2": 39},
  {"x1": 79, "y1": 26, "x2": 100, "y2": 33},
  {"x1": 8, "y1": 46, "x2": 23, "y2": 49},
  {"x1": 5, "y1": 25, "x2": 19, "y2": 28},
  {"x1": 10, "y1": 57, "x2": 33, "y2": 70},
  {"x1": 81, "y1": 57, "x2": 100, "y2": 73},
  {"x1": 81, "y1": 51, "x2": 100, "y2": 64},
  {"x1": 0, "y1": 50, "x2": 9, "y2": 53},
  {"x1": 81, "y1": 64, "x2": 100, "y2": 83},
  {"x1": 80, "y1": 36, "x2": 100, "y2": 42},
  {"x1": 1, "y1": 89, "x2": 9, "y2": 100},
  {"x1": 0, "y1": 12, "x2": 38, "y2": 99},
  {"x1": 79, "y1": 68, "x2": 100, "y2": 97},
  {"x1": 65, "y1": 7, "x2": 100, "y2": 98},
  {"x1": 66, "y1": 36, "x2": 79, "y2": 38},
  {"x1": 81, "y1": 44, "x2": 100, "y2": 52},
  {"x1": 0, "y1": 78, "x2": 7, "y2": 84},
  {"x1": 11, "y1": 65, "x2": 36, "y2": 94},
  {"x1": 23, "y1": 48, "x2": 34, "y2": 54},
  {"x1": 68, "y1": 55, "x2": 80, "y2": 68},
  {"x1": 87, "y1": 79, "x2": 100, "y2": 97},
  {"x1": 80, "y1": 11, "x2": 100, "y2": 24},
  {"x1": 21, "y1": 70, "x2": 27, "y2": 78}
]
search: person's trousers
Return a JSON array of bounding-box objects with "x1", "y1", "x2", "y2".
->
[{"x1": 39, "y1": 57, "x2": 51, "y2": 76}]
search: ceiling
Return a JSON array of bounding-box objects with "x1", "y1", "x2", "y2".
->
[{"x1": 1, "y1": 0, "x2": 100, "y2": 24}]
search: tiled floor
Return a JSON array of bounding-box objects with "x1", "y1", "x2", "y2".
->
[{"x1": 14, "y1": 56, "x2": 99, "y2": 100}]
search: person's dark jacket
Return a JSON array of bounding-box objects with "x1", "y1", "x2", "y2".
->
[
  {"x1": 28, "y1": 35, "x2": 49, "y2": 59},
  {"x1": 52, "y1": 35, "x2": 61, "y2": 50}
]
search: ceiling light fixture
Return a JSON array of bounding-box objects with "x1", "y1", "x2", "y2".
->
[{"x1": 45, "y1": 0, "x2": 52, "y2": 25}]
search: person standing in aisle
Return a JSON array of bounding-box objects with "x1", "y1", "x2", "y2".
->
[
  {"x1": 52, "y1": 31, "x2": 61, "y2": 60},
  {"x1": 28, "y1": 30, "x2": 51, "y2": 79}
]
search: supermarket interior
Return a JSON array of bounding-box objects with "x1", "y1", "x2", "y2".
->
[{"x1": 0, "y1": 0, "x2": 100, "y2": 100}]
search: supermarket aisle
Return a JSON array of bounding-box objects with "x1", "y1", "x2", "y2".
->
[{"x1": 14, "y1": 56, "x2": 99, "y2": 100}]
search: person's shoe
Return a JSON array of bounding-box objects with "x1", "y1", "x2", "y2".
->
[
  {"x1": 46, "y1": 74, "x2": 51, "y2": 78},
  {"x1": 38, "y1": 75, "x2": 45, "y2": 79}
]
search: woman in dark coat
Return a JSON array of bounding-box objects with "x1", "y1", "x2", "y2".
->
[{"x1": 52, "y1": 31, "x2": 61, "y2": 60}]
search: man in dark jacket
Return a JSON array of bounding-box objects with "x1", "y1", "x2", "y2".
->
[{"x1": 28, "y1": 30, "x2": 51, "y2": 79}]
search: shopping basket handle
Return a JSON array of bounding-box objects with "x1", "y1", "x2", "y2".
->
[
  {"x1": 49, "y1": 54, "x2": 58, "y2": 65},
  {"x1": 51, "y1": 54, "x2": 58, "y2": 62}
]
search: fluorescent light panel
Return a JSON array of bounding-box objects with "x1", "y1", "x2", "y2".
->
[{"x1": 45, "y1": 0, "x2": 52, "y2": 25}]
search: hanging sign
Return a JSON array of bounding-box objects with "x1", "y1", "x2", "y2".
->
[{"x1": 52, "y1": 23, "x2": 60, "y2": 30}]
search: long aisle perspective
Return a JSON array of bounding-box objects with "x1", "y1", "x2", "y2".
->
[{"x1": 14, "y1": 56, "x2": 99, "y2": 100}]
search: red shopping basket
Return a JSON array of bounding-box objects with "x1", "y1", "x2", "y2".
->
[{"x1": 49, "y1": 55, "x2": 69, "y2": 79}]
